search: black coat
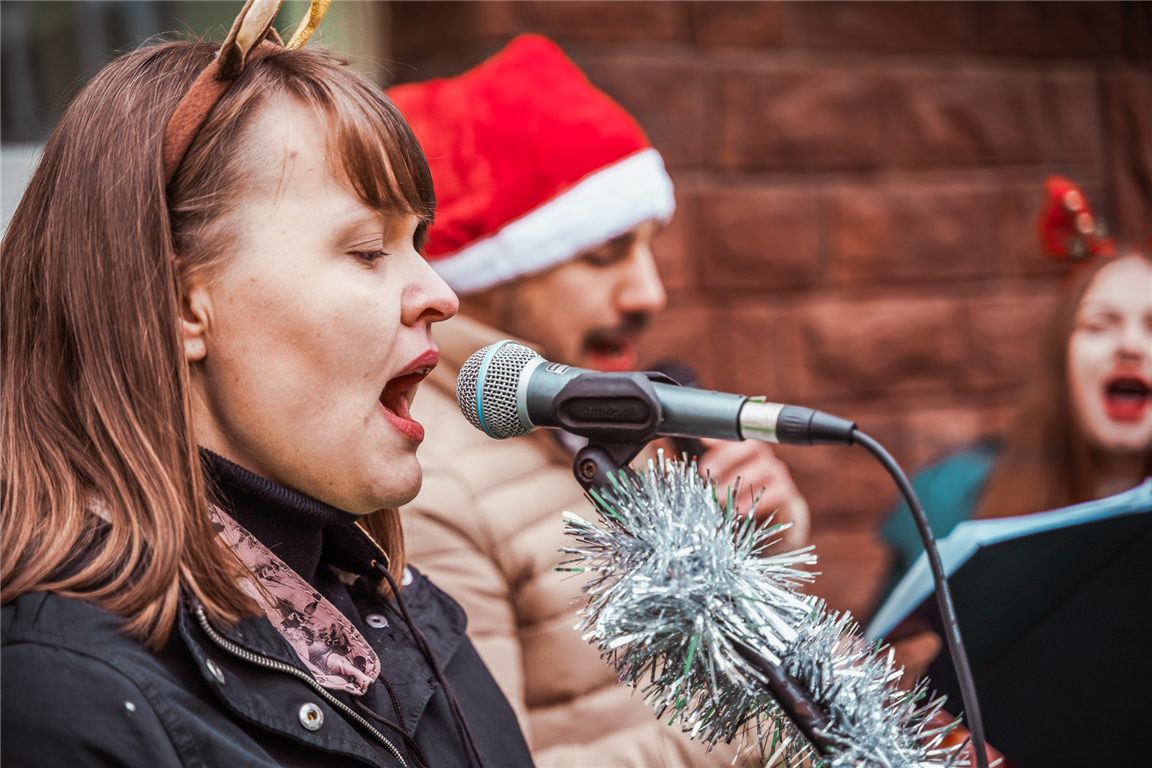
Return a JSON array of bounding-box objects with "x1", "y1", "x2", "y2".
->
[{"x1": 2, "y1": 564, "x2": 535, "y2": 768}]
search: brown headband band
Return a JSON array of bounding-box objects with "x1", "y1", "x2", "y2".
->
[{"x1": 161, "y1": 0, "x2": 330, "y2": 186}]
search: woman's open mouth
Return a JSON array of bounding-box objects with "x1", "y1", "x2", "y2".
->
[
  {"x1": 1103, "y1": 376, "x2": 1151, "y2": 423},
  {"x1": 380, "y1": 365, "x2": 434, "y2": 441}
]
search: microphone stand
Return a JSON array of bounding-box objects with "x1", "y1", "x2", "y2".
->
[{"x1": 571, "y1": 441, "x2": 840, "y2": 757}]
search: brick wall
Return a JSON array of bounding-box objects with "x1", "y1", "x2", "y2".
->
[{"x1": 385, "y1": 0, "x2": 1152, "y2": 618}]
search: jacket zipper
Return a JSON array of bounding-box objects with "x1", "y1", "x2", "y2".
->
[{"x1": 195, "y1": 606, "x2": 407, "y2": 767}]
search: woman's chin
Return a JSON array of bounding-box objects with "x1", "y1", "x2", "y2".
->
[
  {"x1": 1090, "y1": 423, "x2": 1152, "y2": 458},
  {"x1": 373, "y1": 465, "x2": 423, "y2": 510}
]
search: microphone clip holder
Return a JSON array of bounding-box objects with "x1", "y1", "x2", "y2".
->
[{"x1": 572, "y1": 441, "x2": 647, "y2": 494}]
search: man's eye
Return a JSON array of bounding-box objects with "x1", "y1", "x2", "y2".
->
[{"x1": 581, "y1": 247, "x2": 628, "y2": 267}]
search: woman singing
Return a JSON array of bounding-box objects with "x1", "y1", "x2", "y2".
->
[{"x1": 1, "y1": 4, "x2": 533, "y2": 767}]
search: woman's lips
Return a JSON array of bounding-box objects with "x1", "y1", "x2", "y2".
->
[{"x1": 1102, "y1": 376, "x2": 1151, "y2": 423}]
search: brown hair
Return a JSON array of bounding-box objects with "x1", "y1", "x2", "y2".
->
[
  {"x1": 976, "y1": 246, "x2": 1152, "y2": 519},
  {"x1": 2, "y1": 41, "x2": 431, "y2": 647}
]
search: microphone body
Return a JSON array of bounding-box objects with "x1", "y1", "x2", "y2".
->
[{"x1": 457, "y1": 340, "x2": 855, "y2": 446}]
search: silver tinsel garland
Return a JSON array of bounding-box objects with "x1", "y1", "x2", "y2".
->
[{"x1": 559, "y1": 453, "x2": 969, "y2": 767}]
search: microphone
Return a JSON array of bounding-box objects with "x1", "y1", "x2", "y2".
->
[{"x1": 456, "y1": 340, "x2": 856, "y2": 446}]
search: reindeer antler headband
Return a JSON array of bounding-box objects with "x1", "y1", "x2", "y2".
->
[{"x1": 161, "y1": 0, "x2": 331, "y2": 186}]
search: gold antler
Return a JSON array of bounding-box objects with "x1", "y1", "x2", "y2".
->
[
  {"x1": 285, "y1": 0, "x2": 332, "y2": 50},
  {"x1": 216, "y1": 0, "x2": 283, "y2": 80}
]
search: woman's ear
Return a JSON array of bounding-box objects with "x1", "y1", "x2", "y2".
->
[{"x1": 181, "y1": 281, "x2": 213, "y2": 362}]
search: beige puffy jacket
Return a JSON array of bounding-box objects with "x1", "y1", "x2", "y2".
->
[{"x1": 403, "y1": 316, "x2": 765, "y2": 768}]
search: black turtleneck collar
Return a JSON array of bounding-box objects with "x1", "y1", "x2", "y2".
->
[{"x1": 200, "y1": 449, "x2": 360, "y2": 586}]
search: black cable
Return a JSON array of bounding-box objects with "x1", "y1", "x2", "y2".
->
[
  {"x1": 378, "y1": 564, "x2": 490, "y2": 768},
  {"x1": 851, "y1": 430, "x2": 988, "y2": 768}
]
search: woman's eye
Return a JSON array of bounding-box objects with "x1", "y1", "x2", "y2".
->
[{"x1": 1080, "y1": 316, "x2": 1116, "y2": 333}]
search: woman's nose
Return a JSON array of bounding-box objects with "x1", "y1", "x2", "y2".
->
[
  {"x1": 1117, "y1": 319, "x2": 1152, "y2": 360},
  {"x1": 403, "y1": 255, "x2": 459, "y2": 326}
]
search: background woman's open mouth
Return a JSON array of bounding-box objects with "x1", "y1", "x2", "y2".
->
[{"x1": 1103, "y1": 376, "x2": 1151, "y2": 422}]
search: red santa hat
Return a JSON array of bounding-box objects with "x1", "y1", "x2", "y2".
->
[{"x1": 387, "y1": 34, "x2": 675, "y2": 294}]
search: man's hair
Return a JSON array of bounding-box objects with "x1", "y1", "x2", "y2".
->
[{"x1": 2, "y1": 41, "x2": 431, "y2": 647}]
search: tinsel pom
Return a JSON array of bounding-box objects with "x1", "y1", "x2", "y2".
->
[{"x1": 559, "y1": 453, "x2": 969, "y2": 767}]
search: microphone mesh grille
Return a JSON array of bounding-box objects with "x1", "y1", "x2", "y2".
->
[{"x1": 457, "y1": 342, "x2": 541, "y2": 439}]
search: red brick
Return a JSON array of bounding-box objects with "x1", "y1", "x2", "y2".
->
[
  {"x1": 470, "y1": 1, "x2": 521, "y2": 39},
  {"x1": 695, "y1": 186, "x2": 822, "y2": 292},
  {"x1": 1127, "y1": 2, "x2": 1152, "y2": 63},
  {"x1": 898, "y1": 406, "x2": 985, "y2": 471},
  {"x1": 717, "y1": 67, "x2": 885, "y2": 171},
  {"x1": 981, "y1": 403, "x2": 1018, "y2": 436},
  {"x1": 726, "y1": 303, "x2": 802, "y2": 403},
  {"x1": 1102, "y1": 71, "x2": 1152, "y2": 242},
  {"x1": 894, "y1": 71, "x2": 1045, "y2": 166},
  {"x1": 634, "y1": 304, "x2": 720, "y2": 387},
  {"x1": 576, "y1": 56, "x2": 705, "y2": 170},
  {"x1": 832, "y1": 184, "x2": 996, "y2": 285},
  {"x1": 800, "y1": 1, "x2": 977, "y2": 55},
  {"x1": 795, "y1": 296, "x2": 962, "y2": 400},
  {"x1": 388, "y1": 2, "x2": 489, "y2": 61},
  {"x1": 804, "y1": 529, "x2": 892, "y2": 619},
  {"x1": 648, "y1": 184, "x2": 696, "y2": 294},
  {"x1": 773, "y1": 409, "x2": 904, "y2": 525},
  {"x1": 975, "y1": 1, "x2": 1126, "y2": 58},
  {"x1": 689, "y1": 1, "x2": 785, "y2": 48},
  {"x1": 964, "y1": 292, "x2": 1060, "y2": 393},
  {"x1": 1045, "y1": 72, "x2": 1103, "y2": 163},
  {"x1": 512, "y1": 1, "x2": 685, "y2": 42}
]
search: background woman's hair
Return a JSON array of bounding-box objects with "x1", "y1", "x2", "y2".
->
[
  {"x1": 976, "y1": 245, "x2": 1152, "y2": 520},
  {"x1": 2, "y1": 41, "x2": 433, "y2": 647}
]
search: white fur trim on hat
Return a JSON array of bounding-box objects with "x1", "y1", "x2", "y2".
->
[{"x1": 431, "y1": 148, "x2": 675, "y2": 294}]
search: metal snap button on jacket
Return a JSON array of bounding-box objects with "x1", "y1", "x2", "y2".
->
[
  {"x1": 365, "y1": 613, "x2": 388, "y2": 629},
  {"x1": 298, "y1": 702, "x2": 324, "y2": 731},
  {"x1": 205, "y1": 659, "x2": 226, "y2": 685}
]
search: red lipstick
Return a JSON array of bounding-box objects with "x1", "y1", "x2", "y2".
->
[{"x1": 1102, "y1": 375, "x2": 1150, "y2": 423}]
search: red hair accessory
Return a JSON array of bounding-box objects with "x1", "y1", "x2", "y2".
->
[{"x1": 1035, "y1": 174, "x2": 1115, "y2": 263}]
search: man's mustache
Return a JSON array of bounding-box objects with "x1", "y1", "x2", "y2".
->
[{"x1": 584, "y1": 312, "x2": 652, "y2": 346}]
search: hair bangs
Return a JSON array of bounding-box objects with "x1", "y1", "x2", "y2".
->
[{"x1": 273, "y1": 52, "x2": 437, "y2": 252}]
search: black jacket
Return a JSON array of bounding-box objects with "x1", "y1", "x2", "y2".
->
[
  {"x1": 2, "y1": 565, "x2": 533, "y2": 767},
  {"x1": 3, "y1": 466, "x2": 535, "y2": 768}
]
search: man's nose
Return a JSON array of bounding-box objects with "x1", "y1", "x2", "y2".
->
[{"x1": 616, "y1": 244, "x2": 667, "y2": 314}]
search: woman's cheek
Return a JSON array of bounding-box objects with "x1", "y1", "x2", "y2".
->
[{"x1": 1068, "y1": 333, "x2": 1106, "y2": 432}]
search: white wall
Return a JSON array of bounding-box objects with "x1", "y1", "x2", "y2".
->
[{"x1": 2, "y1": 143, "x2": 41, "y2": 236}]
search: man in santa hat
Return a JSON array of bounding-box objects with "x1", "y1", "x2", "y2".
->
[{"x1": 390, "y1": 35, "x2": 809, "y2": 767}]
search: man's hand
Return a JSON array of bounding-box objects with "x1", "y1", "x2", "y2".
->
[{"x1": 696, "y1": 438, "x2": 810, "y2": 553}]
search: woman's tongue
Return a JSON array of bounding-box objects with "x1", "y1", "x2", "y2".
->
[
  {"x1": 585, "y1": 337, "x2": 636, "y2": 372},
  {"x1": 1103, "y1": 379, "x2": 1150, "y2": 423},
  {"x1": 380, "y1": 374, "x2": 425, "y2": 441}
]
